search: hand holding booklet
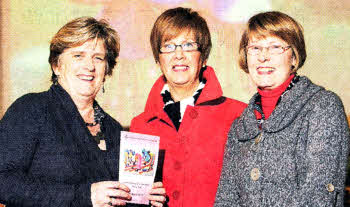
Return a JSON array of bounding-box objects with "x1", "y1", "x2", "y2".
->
[{"x1": 119, "y1": 131, "x2": 160, "y2": 205}]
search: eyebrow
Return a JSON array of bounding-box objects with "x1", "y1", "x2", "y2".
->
[
  {"x1": 249, "y1": 40, "x2": 281, "y2": 44},
  {"x1": 164, "y1": 39, "x2": 196, "y2": 44},
  {"x1": 70, "y1": 51, "x2": 106, "y2": 56}
]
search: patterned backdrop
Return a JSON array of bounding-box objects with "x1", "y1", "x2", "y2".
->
[{"x1": 1, "y1": 0, "x2": 349, "y2": 128}]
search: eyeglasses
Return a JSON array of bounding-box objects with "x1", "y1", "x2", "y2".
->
[
  {"x1": 246, "y1": 45, "x2": 291, "y2": 55},
  {"x1": 160, "y1": 42, "x2": 200, "y2": 53}
]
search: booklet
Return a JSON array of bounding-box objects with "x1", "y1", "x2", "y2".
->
[{"x1": 119, "y1": 131, "x2": 160, "y2": 205}]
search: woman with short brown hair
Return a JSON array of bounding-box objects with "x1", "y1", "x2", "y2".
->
[
  {"x1": 131, "y1": 7, "x2": 247, "y2": 207},
  {"x1": 215, "y1": 11, "x2": 349, "y2": 206}
]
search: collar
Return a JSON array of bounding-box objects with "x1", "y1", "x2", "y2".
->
[
  {"x1": 161, "y1": 81, "x2": 205, "y2": 119},
  {"x1": 143, "y1": 66, "x2": 223, "y2": 123},
  {"x1": 254, "y1": 74, "x2": 298, "y2": 121},
  {"x1": 234, "y1": 76, "x2": 324, "y2": 141}
]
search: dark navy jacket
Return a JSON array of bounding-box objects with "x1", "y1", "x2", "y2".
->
[{"x1": 0, "y1": 84, "x2": 122, "y2": 206}]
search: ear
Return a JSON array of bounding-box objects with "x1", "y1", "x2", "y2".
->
[
  {"x1": 52, "y1": 64, "x2": 61, "y2": 76},
  {"x1": 292, "y1": 56, "x2": 297, "y2": 68},
  {"x1": 52, "y1": 57, "x2": 62, "y2": 75}
]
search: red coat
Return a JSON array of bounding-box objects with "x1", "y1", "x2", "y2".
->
[{"x1": 130, "y1": 66, "x2": 247, "y2": 207}]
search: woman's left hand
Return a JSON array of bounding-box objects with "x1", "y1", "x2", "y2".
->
[{"x1": 147, "y1": 182, "x2": 166, "y2": 207}]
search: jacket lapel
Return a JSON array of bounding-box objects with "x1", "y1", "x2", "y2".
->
[
  {"x1": 47, "y1": 84, "x2": 112, "y2": 179},
  {"x1": 264, "y1": 76, "x2": 323, "y2": 132}
]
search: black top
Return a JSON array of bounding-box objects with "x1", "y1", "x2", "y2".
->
[{"x1": 0, "y1": 84, "x2": 122, "y2": 206}]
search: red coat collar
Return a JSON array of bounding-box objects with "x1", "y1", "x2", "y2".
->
[{"x1": 143, "y1": 66, "x2": 223, "y2": 122}]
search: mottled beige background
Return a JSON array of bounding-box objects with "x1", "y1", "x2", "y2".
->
[{"x1": 1, "y1": 0, "x2": 350, "y2": 128}]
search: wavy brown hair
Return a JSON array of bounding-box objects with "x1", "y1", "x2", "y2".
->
[{"x1": 49, "y1": 17, "x2": 120, "y2": 83}]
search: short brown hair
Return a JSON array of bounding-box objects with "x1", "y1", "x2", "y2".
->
[
  {"x1": 49, "y1": 17, "x2": 120, "y2": 83},
  {"x1": 238, "y1": 11, "x2": 306, "y2": 73},
  {"x1": 150, "y1": 7, "x2": 212, "y2": 64}
]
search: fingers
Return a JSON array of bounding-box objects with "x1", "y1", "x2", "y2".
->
[
  {"x1": 91, "y1": 181, "x2": 131, "y2": 207},
  {"x1": 98, "y1": 181, "x2": 130, "y2": 192},
  {"x1": 115, "y1": 182, "x2": 130, "y2": 192},
  {"x1": 150, "y1": 182, "x2": 166, "y2": 195},
  {"x1": 150, "y1": 200, "x2": 164, "y2": 207},
  {"x1": 110, "y1": 197, "x2": 127, "y2": 206},
  {"x1": 95, "y1": 195, "x2": 112, "y2": 207},
  {"x1": 148, "y1": 182, "x2": 166, "y2": 207},
  {"x1": 152, "y1": 182, "x2": 164, "y2": 188},
  {"x1": 105, "y1": 188, "x2": 132, "y2": 200},
  {"x1": 149, "y1": 187, "x2": 166, "y2": 195},
  {"x1": 148, "y1": 194, "x2": 166, "y2": 203}
]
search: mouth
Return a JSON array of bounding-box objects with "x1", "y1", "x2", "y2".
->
[
  {"x1": 172, "y1": 65, "x2": 189, "y2": 72},
  {"x1": 77, "y1": 74, "x2": 94, "y2": 81},
  {"x1": 257, "y1": 67, "x2": 275, "y2": 75}
]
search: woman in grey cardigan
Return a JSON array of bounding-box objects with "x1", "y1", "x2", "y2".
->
[{"x1": 215, "y1": 11, "x2": 350, "y2": 207}]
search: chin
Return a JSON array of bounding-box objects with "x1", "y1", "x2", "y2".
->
[
  {"x1": 76, "y1": 89, "x2": 97, "y2": 97},
  {"x1": 170, "y1": 79, "x2": 189, "y2": 85},
  {"x1": 257, "y1": 83, "x2": 273, "y2": 89}
]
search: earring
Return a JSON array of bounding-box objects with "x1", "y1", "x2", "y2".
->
[
  {"x1": 291, "y1": 65, "x2": 296, "y2": 71},
  {"x1": 54, "y1": 75, "x2": 60, "y2": 85},
  {"x1": 102, "y1": 84, "x2": 105, "y2": 93}
]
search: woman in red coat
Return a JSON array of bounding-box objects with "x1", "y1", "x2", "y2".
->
[{"x1": 130, "y1": 7, "x2": 247, "y2": 207}]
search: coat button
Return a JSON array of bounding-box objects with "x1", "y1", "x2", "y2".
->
[
  {"x1": 255, "y1": 133, "x2": 262, "y2": 144},
  {"x1": 250, "y1": 168, "x2": 260, "y2": 181},
  {"x1": 327, "y1": 183, "x2": 335, "y2": 192},
  {"x1": 189, "y1": 109, "x2": 198, "y2": 119},
  {"x1": 172, "y1": 190, "x2": 180, "y2": 200},
  {"x1": 174, "y1": 161, "x2": 182, "y2": 170}
]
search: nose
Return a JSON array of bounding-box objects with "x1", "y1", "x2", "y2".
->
[
  {"x1": 85, "y1": 57, "x2": 95, "y2": 71},
  {"x1": 257, "y1": 47, "x2": 270, "y2": 62},
  {"x1": 174, "y1": 45, "x2": 185, "y2": 60}
]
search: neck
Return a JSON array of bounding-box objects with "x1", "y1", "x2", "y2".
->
[
  {"x1": 258, "y1": 74, "x2": 295, "y2": 96},
  {"x1": 71, "y1": 96, "x2": 95, "y2": 122},
  {"x1": 257, "y1": 74, "x2": 295, "y2": 119},
  {"x1": 168, "y1": 80, "x2": 199, "y2": 102},
  {"x1": 57, "y1": 81, "x2": 95, "y2": 121}
]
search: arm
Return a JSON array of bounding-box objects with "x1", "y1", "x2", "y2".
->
[
  {"x1": 294, "y1": 92, "x2": 350, "y2": 207},
  {"x1": 0, "y1": 96, "x2": 91, "y2": 206},
  {"x1": 214, "y1": 124, "x2": 240, "y2": 207}
]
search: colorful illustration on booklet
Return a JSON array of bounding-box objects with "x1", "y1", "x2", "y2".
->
[{"x1": 124, "y1": 149, "x2": 155, "y2": 175}]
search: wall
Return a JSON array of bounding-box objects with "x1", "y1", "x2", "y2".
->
[{"x1": 1, "y1": 0, "x2": 350, "y2": 128}]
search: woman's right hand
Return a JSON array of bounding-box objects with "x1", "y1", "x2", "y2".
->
[{"x1": 91, "y1": 181, "x2": 131, "y2": 207}]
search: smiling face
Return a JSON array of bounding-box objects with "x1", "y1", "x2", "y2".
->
[
  {"x1": 247, "y1": 36, "x2": 296, "y2": 90},
  {"x1": 53, "y1": 39, "x2": 106, "y2": 102},
  {"x1": 158, "y1": 30, "x2": 204, "y2": 92}
]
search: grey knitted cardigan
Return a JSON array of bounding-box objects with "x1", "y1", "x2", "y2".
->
[{"x1": 215, "y1": 76, "x2": 350, "y2": 207}]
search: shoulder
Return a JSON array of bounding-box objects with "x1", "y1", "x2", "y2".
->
[
  {"x1": 308, "y1": 86, "x2": 345, "y2": 113},
  {"x1": 222, "y1": 97, "x2": 248, "y2": 115},
  {"x1": 11, "y1": 91, "x2": 48, "y2": 108},
  {"x1": 304, "y1": 85, "x2": 348, "y2": 131},
  {"x1": 224, "y1": 97, "x2": 248, "y2": 108},
  {"x1": 1, "y1": 91, "x2": 49, "y2": 132},
  {"x1": 289, "y1": 77, "x2": 345, "y2": 116},
  {"x1": 2, "y1": 91, "x2": 49, "y2": 120},
  {"x1": 130, "y1": 112, "x2": 149, "y2": 131}
]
